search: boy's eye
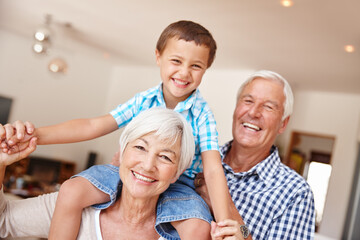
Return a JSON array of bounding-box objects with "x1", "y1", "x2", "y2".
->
[
  {"x1": 171, "y1": 59, "x2": 181, "y2": 64},
  {"x1": 192, "y1": 64, "x2": 202, "y2": 70}
]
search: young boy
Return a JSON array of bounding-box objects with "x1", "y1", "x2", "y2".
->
[{"x1": 2, "y1": 20, "x2": 231, "y2": 239}]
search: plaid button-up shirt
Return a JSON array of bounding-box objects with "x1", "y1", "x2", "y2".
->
[
  {"x1": 110, "y1": 83, "x2": 219, "y2": 178},
  {"x1": 220, "y1": 141, "x2": 315, "y2": 239}
]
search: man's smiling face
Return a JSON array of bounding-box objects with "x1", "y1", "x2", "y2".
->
[{"x1": 232, "y1": 77, "x2": 289, "y2": 151}]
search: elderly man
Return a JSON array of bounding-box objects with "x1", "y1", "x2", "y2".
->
[{"x1": 196, "y1": 70, "x2": 315, "y2": 240}]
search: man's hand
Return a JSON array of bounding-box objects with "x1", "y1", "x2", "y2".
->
[
  {"x1": 195, "y1": 172, "x2": 213, "y2": 213},
  {"x1": 110, "y1": 151, "x2": 121, "y2": 166},
  {"x1": 211, "y1": 220, "x2": 243, "y2": 240}
]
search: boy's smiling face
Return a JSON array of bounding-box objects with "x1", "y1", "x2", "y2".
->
[{"x1": 156, "y1": 37, "x2": 210, "y2": 108}]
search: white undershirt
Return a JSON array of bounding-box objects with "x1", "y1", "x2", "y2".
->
[
  {"x1": 94, "y1": 209, "x2": 165, "y2": 240},
  {"x1": 94, "y1": 210, "x2": 102, "y2": 240}
]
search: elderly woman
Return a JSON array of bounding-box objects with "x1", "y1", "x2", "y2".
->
[{"x1": 0, "y1": 108, "x2": 195, "y2": 240}]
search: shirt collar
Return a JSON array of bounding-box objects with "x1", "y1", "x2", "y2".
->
[
  {"x1": 221, "y1": 141, "x2": 281, "y2": 182},
  {"x1": 152, "y1": 83, "x2": 198, "y2": 111}
]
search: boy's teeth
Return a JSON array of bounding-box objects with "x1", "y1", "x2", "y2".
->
[
  {"x1": 243, "y1": 122, "x2": 260, "y2": 131},
  {"x1": 133, "y1": 171, "x2": 155, "y2": 182},
  {"x1": 173, "y1": 79, "x2": 187, "y2": 85}
]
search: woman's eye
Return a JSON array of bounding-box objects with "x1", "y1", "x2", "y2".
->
[
  {"x1": 160, "y1": 155, "x2": 173, "y2": 162},
  {"x1": 135, "y1": 145, "x2": 145, "y2": 151}
]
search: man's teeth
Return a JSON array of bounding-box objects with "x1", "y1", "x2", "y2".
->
[
  {"x1": 243, "y1": 122, "x2": 260, "y2": 131},
  {"x1": 133, "y1": 171, "x2": 155, "y2": 183},
  {"x1": 173, "y1": 79, "x2": 188, "y2": 85}
]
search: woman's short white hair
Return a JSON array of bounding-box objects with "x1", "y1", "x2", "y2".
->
[
  {"x1": 119, "y1": 108, "x2": 194, "y2": 179},
  {"x1": 236, "y1": 70, "x2": 294, "y2": 121}
]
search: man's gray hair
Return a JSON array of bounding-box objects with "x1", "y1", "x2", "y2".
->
[
  {"x1": 236, "y1": 70, "x2": 294, "y2": 120},
  {"x1": 119, "y1": 108, "x2": 194, "y2": 179}
]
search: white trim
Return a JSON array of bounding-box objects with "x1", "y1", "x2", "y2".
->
[{"x1": 94, "y1": 209, "x2": 103, "y2": 240}]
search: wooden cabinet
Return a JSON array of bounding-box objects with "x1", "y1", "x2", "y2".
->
[{"x1": 4, "y1": 156, "x2": 76, "y2": 197}]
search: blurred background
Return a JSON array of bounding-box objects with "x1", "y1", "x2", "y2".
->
[{"x1": 1, "y1": 1, "x2": 360, "y2": 239}]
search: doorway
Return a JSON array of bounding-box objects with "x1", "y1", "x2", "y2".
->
[{"x1": 285, "y1": 131, "x2": 336, "y2": 231}]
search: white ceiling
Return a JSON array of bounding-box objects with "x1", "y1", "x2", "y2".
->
[{"x1": 1, "y1": 0, "x2": 359, "y2": 94}]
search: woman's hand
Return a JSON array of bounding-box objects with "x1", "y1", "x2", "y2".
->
[
  {"x1": 0, "y1": 137, "x2": 37, "y2": 166},
  {"x1": 0, "y1": 121, "x2": 35, "y2": 154},
  {"x1": 211, "y1": 219, "x2": 243, "y2": 240},
  {"x1": 0, "y1": 137, "x2": 37, "y2": 187}
]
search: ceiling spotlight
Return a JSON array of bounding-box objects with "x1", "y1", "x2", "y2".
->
[
  {"x1": 281, "y1": 0, "x2": 294, "y2": 7},
  {"x1": 32, "y1": 14, "x2": 52, "y2": 54},
  {"x1": 344, "y1": 45, "x2": 355, "y2": 53},
  {"x1": 32, "y1": 43, "x2": 46, "y2": 54},
  {"x1": 48, "y1": 58, "x2": 68, "y2": 73},
  {"x1": 34, "y1": 27, "x2": 51, "y2": 42}
]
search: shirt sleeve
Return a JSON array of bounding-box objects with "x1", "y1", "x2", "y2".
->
[
  {"x1": 109, "y1": 94, "x2": 139, "y2": 128},
  {"x1": 197, "y1": 107, "x2": 219, "y2": 152},
  {"x1": 0, "y1": 189, "x2": 57, "y2": 238},
  {"x1": 267, "y1": 188, "x2": 315, "y2": 239}
]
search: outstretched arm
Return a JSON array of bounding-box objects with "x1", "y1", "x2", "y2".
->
[{"x1": 2, "y1": 114, "x2": 118, "y2": 152}]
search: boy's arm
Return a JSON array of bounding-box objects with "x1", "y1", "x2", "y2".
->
[
  {"x1": 11, "y1": 114, "x2": 118, "y2": 146},
  {"x1": 201, "y1": 150, "x2": 231, "y2": 222},
  {"x1": 195, "y1": 171, "x2": 254, "y2": 240}
]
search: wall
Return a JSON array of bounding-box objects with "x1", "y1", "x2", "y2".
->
[
  {"x1": 95, "y1": 66, "x2": 254, "y2": 165},
  {"x1": 0, "y1": 29, "x2": 114, "y2": 172},
  {"x1": 278, "y1": 90, "x2": 360, "y2": 239}
]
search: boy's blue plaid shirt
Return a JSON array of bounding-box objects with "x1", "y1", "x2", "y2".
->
[{"x1": 110, "y1": 83, "x2": 219, "y2": 178}]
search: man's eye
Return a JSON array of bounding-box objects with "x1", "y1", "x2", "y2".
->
[
  {"x1": 264, "y1": 105, "x2": 274, "y2": 110},
  {"x1": 244, "y1": 99, "x2": 253, "y2": 104}
]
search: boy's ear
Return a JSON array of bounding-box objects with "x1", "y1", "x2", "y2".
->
[{"x1": 155, "y1": 49, "x2": 161, "y2": 66}]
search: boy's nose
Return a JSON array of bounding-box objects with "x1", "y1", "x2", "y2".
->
[{"x1": 178, "y1": 66, "x2": 190, "y2": 78}]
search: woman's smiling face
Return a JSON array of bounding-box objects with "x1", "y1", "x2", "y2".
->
[{"x1": 119, "y1": 132, "x2": 181, "y2": 200}]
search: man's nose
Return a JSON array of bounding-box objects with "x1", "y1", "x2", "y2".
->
[{"x1": 248, "y1": 104, "x2": 262, "y2": 118}]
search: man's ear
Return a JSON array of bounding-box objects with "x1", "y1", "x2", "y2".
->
[{"x1": 278, "y1": 116, "x2": 290, "y2": 134}]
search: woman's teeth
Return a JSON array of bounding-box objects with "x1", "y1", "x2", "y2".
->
[{"x1": 132, "y1": 171, "x2": 155, "y2": 183}]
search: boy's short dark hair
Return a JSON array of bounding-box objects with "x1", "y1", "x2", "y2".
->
[{"x1": 156, "y1": 20, "x2": 217, "y2": 68}]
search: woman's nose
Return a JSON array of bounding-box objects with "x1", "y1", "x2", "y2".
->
[{"x1": 143, "y1": 154, "x2": 156, "y2": 171}]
